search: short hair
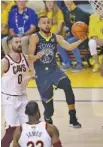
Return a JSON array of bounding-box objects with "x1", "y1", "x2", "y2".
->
[
  {"x1": 25, "y1": 101, "x2": 39, "y2": 116},
  {"x1": 7, "y1": 36, "x2": 18, "y2": 45},
  {"x1": 7, "y1": 36, "x2": 14, "y2": 45},
  {"x1": 38, "y1": 16, "x2": 48, "y2": 22}
]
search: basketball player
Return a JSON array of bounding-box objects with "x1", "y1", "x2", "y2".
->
[
  {"x1": 13, "y1": 101, "x2": 62, "y2": 147},
  {"x1": 28, "y1": 16, "x2": 87, "y2": 128},
  {"x1": 1, "y1": 36, "x2": 44, "y2": 147}
]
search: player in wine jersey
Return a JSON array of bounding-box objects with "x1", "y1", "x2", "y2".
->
[
  {"x1": 1, "y1": 36, "x2": 44, "y2": 147},
  {"x1": 13, "y1": 101, "x2": 62, "y2": 147},
  {"x1": 28, "y1": 16, "x2": 87, "y2": 128}
]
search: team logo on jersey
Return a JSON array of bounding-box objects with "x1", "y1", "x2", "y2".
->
[
  {"x1": 51, "y1": 38, "x2": 55, "y2": 42},
  {"x1": 31, "y1": 125, "x2": 36, "y2": 129},
  {"x1": 38, "y1": 43, "x2": 55, "y2": 64}
]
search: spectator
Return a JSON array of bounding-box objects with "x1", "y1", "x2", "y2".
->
[
  {"x1": 1, "y1": 1, "x2": 16, "y2": 39},
  {"x1": 58, "y1": 0, "x2": 89, "y2": 72},
  {"x1": 39, "y1": 0, "x2": 64, "y2": 35},
  {"x1": 2, "y1": 0, "x2": 38, "y2": 55},
  {"x1": 88, "y1": 13, "x2": 103, "y2": 72}
]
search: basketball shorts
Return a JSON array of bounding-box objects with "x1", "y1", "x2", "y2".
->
[
  {"x1": 36, "y1": 68, "x2": 70, "y2": 102},
  {"x1": 1, "y1": 93, "x2": 28, "y2": 129}
]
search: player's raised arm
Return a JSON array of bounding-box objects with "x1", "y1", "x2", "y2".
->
[
  {"x1": 47, "y1": 124, "x2": 63, "y2": 147},
  {"x1": 1, "y1": 58, "x2": 9, "y2": 77},
  {"x1": 13, "y1": 127, "x2": 21, "y2": 147},
  {"x1": 56, "y1": 35, "x2": 86, "y2": 51}
]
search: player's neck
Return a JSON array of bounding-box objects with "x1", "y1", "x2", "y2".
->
[
  {"x1": 9, "y1": 52, "x2": 21, "y2": 62},
  {"x1": 28, "y1": 117, "x2": 40, "y2": 125},
  {"x1": 40, "y1": 31, "x2": 51, "y2": 38}
]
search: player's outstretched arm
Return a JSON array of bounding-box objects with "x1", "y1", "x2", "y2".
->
[
  {"x1": 1, "y1": 58, "x2": 9, "y2": 77},
  {"x1": 47, "y1": 124, "x2": 63, "y2": 147},
  {"x1": 13, "y1": 127, "x2": 21, "y2": 147},
  {"x1": 56, "y1": 35, "x2": 86, "y2": 51}
]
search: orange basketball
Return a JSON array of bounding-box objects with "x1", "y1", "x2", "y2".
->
[{"x1": 71, "y1": 21, "x2": 88, "y2": 39}]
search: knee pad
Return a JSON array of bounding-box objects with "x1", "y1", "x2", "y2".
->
[
  {"x1": 58, "y1": 77, "x2": 75, "y2": 105},
  {"x1": 58, "y1": 77, "x2": 70, "y2": 90}
]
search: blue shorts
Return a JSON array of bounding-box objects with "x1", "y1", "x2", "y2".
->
[{"x1": 36, "y1": 68, "x2": 70, "y2": 102}]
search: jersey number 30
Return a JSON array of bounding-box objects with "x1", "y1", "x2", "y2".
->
[
  {"x1": 18, "y1": 74, "x2": 22, "y2": 84},
  {"x1": 27, "y1": 141, "x2": 44, "y2": 147}
]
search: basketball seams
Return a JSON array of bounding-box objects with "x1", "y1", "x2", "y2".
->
[{"x1": 71, "y1": 21, "x2": 88, "y2": 38}]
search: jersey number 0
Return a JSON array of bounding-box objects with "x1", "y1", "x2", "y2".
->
[{"x1": 18, "y1": 74, "x2": 22, "y2": 84}]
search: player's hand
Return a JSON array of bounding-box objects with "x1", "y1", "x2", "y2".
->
[
  {"x1": 22, "y1": 75, "x2": 37, "y2": 87},
  {"x1": 80, "y1": 36, "x2": 87, "y2": 41},
  {"x1": 35, "y1": 51, "x2": 45, "y2": 60}
]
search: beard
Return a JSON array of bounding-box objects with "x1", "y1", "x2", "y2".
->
[
  {"x1": 12, "y1": 46, "x2": 22, "y2": 53},
  {"x1": 41, "y1": 28, "x2": 50, "y2": 34}
]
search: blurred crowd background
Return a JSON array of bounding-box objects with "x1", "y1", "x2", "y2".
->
[{"x1": 1, "y1": 0, "x2": 103, "y2": 73}]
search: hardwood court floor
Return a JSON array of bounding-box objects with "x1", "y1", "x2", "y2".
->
[{"x1": 1, "y1": 88, "x2": 103, "y2": 147}]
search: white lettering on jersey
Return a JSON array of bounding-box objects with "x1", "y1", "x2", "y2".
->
[{"x1": 19, "y1": 121, "x2": 52, "y2": 147}]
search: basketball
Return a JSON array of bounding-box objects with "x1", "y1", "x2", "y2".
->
[{"x1": 71, "y1": 21, "x2": 88, "y2": 39}]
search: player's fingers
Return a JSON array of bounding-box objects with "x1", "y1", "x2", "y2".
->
[
  {"x1": 38, "y1": 52, "x2": 45, "y2": 56},
  {"x1": 37, "y1": 52, "x2": 44, "y2": 58},
  {"x1": 80, "y1": 36, "x2": 87, "y2": 40}
]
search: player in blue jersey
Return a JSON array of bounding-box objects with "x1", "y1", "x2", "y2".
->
[{"x1": 28, "y1": 16, "x2": 87, "y2": 128}]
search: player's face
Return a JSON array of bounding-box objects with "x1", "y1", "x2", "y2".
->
[
  {"x1": 38, "y1": 18, "x2": 52, "y2": 34},
  {"x1": 11, "y1": 37, "x2": 22, "y2": 53},
  {"x1": 64, "y1": 0, "x2": 73, "y2": 9}
]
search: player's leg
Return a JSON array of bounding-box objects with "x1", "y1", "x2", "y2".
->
[
  {"x1": 17, "y1": 95, "x2": 28, "y2": 124},
  {"x1": 36, "y1": 76, "x2": 54, "y2": 124},
  {"x1": 51, "y1": 69, "x2": 81, "y2": 128},
  {"x1": 1, "y1": 94, "x2": 19, "y2": 147},
  {"x1": 42, "y1": 98, "x2": 54, "y2": 124},
  {"x1": 57, "y1": 77, "x2": 81, "y2": 128},
  {"x1": 41, "y1": 85, "x2": 54, "y2": 124}
]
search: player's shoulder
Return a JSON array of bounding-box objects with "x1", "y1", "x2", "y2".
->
[
  {"x1": 1, "y1": 56, "x2": 9, "y2": 65},
  {"x1": 30, "y1": 33, "x2": 39, "y2": 43}
]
